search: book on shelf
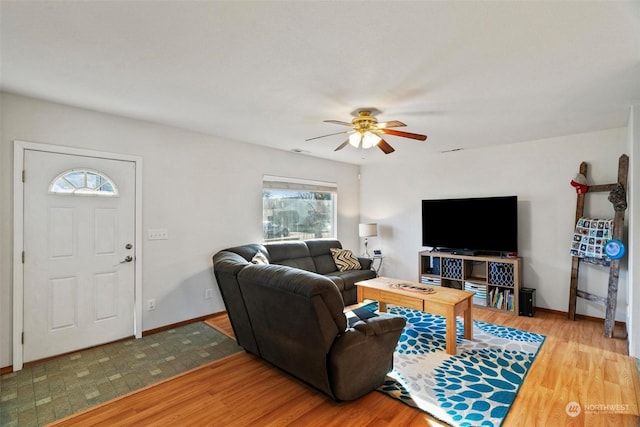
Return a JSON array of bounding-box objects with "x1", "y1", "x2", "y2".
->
[{"x1": 489, "y1": 288, "x2": 514, "y2": 310}]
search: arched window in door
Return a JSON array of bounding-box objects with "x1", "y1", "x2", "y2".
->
[{"x1": 49, "y1": 169, "x2": 119, "y2": 196}]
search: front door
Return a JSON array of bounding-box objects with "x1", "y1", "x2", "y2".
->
[{"x1": 22, "y1": 149, "x2": 136, "y2": 362}]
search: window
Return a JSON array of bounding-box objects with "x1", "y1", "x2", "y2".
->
[
  {"x1": 263, "y1": 175, "x2": 337, "y2": 242},
  {"x1": 49, "y1": 169, "x2": 119, "y2": 197}
]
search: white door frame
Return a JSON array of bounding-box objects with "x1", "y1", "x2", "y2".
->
[{"x1": 13, "y1": 140, "x2": 143, "y2": 371}]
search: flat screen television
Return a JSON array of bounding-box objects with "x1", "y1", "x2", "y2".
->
[{"x1": 421, "y1": 196, "x2": 518, "y2": 255}]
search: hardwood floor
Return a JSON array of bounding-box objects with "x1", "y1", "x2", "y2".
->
[{"x1": 50, "y1": 309, "x2": 640, "y2": 426}]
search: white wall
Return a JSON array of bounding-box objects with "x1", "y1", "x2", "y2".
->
[
  {"x1": 628, "y1": 105, "x2": 639, "y2": 358},
  {"x1": 360, "y1": 128, "x2": 629, "y2": 321},
  {"x1": 0, "y1": 92, "x2": 361, "y2": 368}
]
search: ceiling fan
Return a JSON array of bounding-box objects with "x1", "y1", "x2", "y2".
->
[{"x1": 306, "y1": 110, "x2": 427, "y2": 154}]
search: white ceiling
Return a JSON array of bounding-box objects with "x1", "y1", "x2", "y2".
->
[{"x1": 2, "y1": 1, "x2": 639, "y2": 165}]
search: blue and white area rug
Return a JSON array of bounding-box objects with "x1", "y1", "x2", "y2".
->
[{"x1": 378, "y1": 306, "x2": 545, "y2": 427}]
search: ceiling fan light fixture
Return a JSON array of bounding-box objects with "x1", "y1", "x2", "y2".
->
[
  {"x1": 309, "y1": 109, "x2": 427, "y2": 154},
  {"x1": 362, "y1": 131, "x2": 381, "y2": 148},
  {"x1": 349, "y1": 132, "x2": 363, "y2": 147}
]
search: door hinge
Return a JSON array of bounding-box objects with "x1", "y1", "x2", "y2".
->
[
  {"x1": 22, "y1": 170, "x2": 25, "y2": 183},
  {"x1": 22, "y1": 251, "x2": 25, "y2": 264},
  {"x1": 21, "y1": 332, "x2": 24, "y2": 345}
]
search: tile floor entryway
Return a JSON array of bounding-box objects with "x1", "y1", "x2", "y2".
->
[{"x1": 0, "y1": 322, "x2": 241, "y2": 427}]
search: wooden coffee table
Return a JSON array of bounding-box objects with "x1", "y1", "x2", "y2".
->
[{"x1": 355, "y1": 277, "x2": 474, "y2": 355}]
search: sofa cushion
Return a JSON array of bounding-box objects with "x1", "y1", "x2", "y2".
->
[
  {"x1": 327, "y1": 275, "x2": 345, "y2": 292},
  {"x1": 326, "y1": 268, "x2": 376, "y2": 291},
  {"x1": 307, "y1": 239, "x2": 343, "y2": 274},
  {"x1": 330, "y1": 248, "x2": 362, "y2": 272},
  {"x1": 265, "y1": 241, "x2": 316, "y2": 272}
]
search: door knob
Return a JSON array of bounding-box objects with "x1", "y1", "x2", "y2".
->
[
  {"x1": 120, "y1": 255, "x2": 133, "y2": 263},
  {"x1": 125, "y1": 243, "x2": 133, "y2": 249}
]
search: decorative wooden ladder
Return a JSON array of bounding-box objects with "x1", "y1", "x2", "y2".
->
[{"x1": 568, "y1": 154, "x2": 629, "y2": 338}]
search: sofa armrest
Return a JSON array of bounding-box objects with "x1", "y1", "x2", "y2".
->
[
  {"x1": 358, "y1": 257, "x2": 373, "y2": 270},
  {"x1": 327, "y1": 313, "x2": 406, "y2": 400},
  {"x1": 213, "y1": 251, "x2": 250, "y2": 275},
  {"x1": 351, "y1": 314, "x2": 406, "y2": 336}
]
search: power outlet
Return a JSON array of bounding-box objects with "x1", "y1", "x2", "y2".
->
[
  {"x1": 205, "y1": 289, "x2": 214, "y2": 300},
  {"x1": 148, "y1": 229, "x2": 169, "y2": 240},
  {"x1": 147, "y1": 299, "x2": 156, "y2": 311}
]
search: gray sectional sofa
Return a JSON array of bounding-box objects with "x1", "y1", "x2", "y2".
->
[{"x1": 212, "y1": 239, "x2": 406, "y2": 401}]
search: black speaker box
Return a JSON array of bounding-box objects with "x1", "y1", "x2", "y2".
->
[{"x1": 519, "y1": 288, "x2": 536, "y2": 317}]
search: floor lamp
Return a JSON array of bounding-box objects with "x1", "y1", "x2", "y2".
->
[{"x1": 359, "y1": 223, "x2": 378, "y2": 258}]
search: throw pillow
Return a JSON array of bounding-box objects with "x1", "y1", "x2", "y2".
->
[
  {"x1": 330, "y1": 248, "x2": 361, "y2": 272},
  {"x1": 251, "y1": 252, "x2": 269, "y2": 265}
]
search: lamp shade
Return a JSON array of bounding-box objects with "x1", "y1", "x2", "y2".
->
[{"x1": 359, "y1": 223, "x2": 378, "y2": 237}]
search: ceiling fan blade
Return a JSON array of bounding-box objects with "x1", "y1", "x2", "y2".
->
[
  {"x1": 324, "y1": 120, "x2": 353, "y2": 126},
  {"x1": 380, "y1": 128, "x2": 428, "y2": 141},
  {"x1": 377, "y1": 120, "x2": 406, "y2": 129},
  {"x1": 377, "y1": 138, "x2": 395, "y2": 154},
  {"x1": 305, "y1": 130, "x2": 351, "y2": 141},
  {"x1": 334, "y1": 139, "x2": 350, "y2": 151}
]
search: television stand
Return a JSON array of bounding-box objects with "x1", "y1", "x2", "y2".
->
[{"x1": 419, "y1": 251, "x2": 522, "y2": 315}]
